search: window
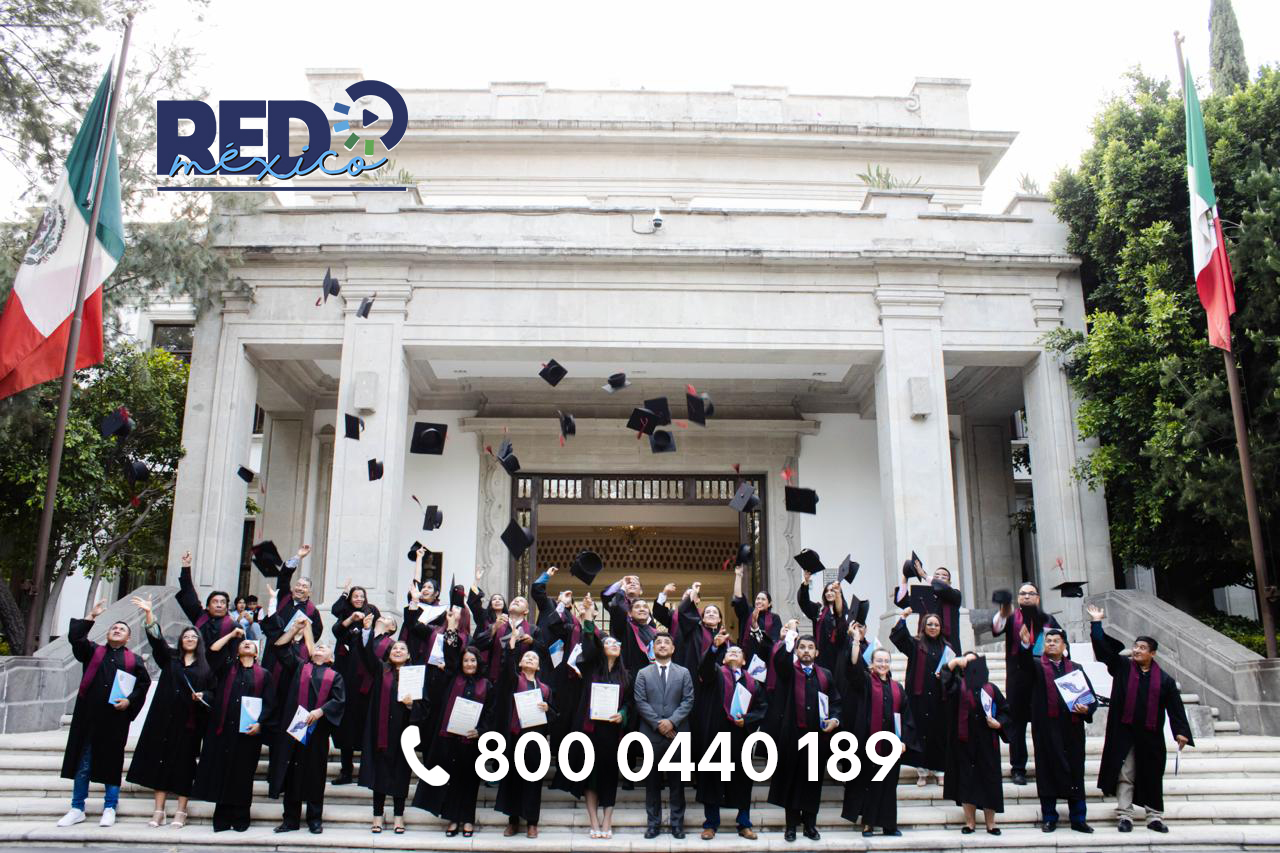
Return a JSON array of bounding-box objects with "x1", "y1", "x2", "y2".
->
[
  {"x1": 151, "y1": 323, "x2": 194, "y2": 363},
  {"x1": 252, "y1": 405, "x2": 266, "y2": 435}
]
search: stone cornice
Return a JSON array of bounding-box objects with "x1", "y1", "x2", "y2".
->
[{"x1": 458, "y1": 417, "x2": 820, "y2": 437}]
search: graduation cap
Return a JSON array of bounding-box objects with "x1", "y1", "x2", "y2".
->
[
  {"x1": 907, "y1": 583, "x2": 939, "y2": 614},
  {"x1": 122, "y1": 458, "x2": 149, "y2": 487},
  {"x1": 251, "y1": 540, "x2": 284, "y2": 576},
  {"x1": 602, "y1": 372, "x2": 630, "y2": 393},
  {"x1": 344, "y1": 414, "x2": 364, "y2": 440},
  {"x1": 500, "y1": 519, "x2": 534, "y2": 559},
  {"x1": 236, "y1": 465, "x2": 255, "y2": 484},
  {"x1": 964, "y1": 656, "x2": 990, "y2": 689},
  {"x1": 491, "y1": 438, "x2": 520, "y2": 474},
  {"x1": 991, "y1": 588, "x2": 1013, "y2": 606},
  {"x1": 850, "y1": 594, "x2": 870, "y2": 626},
  {"x1": 626, "y1": 407, "x2": 658, "y2": 436},
  {"x1": 685, "y1": 385, "x2": 714, "y2": 426},
  {"x1": 356, "y1": 295, "x2": 375, "y2": 319},
  {"x1": 644, "y1": 397, "x2": 672, "y2": 426},
  {"x1": 784, "y1": 486, "x2": 819, "y2": 514},
  {"x1": 99, "y1": 406, "x2": 135, "y2": 439},
  {"x1": 423, "y1": 505, "x2": 443, "y2": 531},
  {"x1": 728, "y1": 482, "x2": 760, "y2": 512},
  {"x1": 570, "y1": 550, "x2": 604, "y2": 585},
  {"x1": 839, "y1": 555, "x2": 859, "y2": 584},
  {"x1": 407, "y1": 541, "x2": 425, "y2": 562},
  {"x1": 1053, "y1": 580, "x2": 1087, "y2": 599},
  {"x1": 737, "y1": 543, "x2": 754, "y2": 566},
  {"x1": 794, "y1": 548, "x2": 825, "y2": 574},
  {"x1": 649, "y1": 429, "x2": 676, "y2": 453},
  {"x1": 317, "y1": 267, "x2": 341, "y2": 304},
  {"x1": 908, "y1": 550, "x2": 924, "y2": 578},
  {"x1": 557, "y1": 411, "x2": 575, "y2": 444},
  {"x1": 539, "y1": 359, "x2": 568, "y2": 387},
  {"x1": 410, "y1": 421, "x2": 447, "y2": 455},
  {"x1": 367, "y1": 458, "x2": 384, "y2": 481}
]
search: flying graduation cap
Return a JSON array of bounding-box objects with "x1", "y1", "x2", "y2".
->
[
  {"x1": 850, "y1": 594, "x2": 870, "y2": 626},
  {"x1": 729, "y1": 482, "x2": 760, "y2": 512},
  {"x1": 122, "y1": 458, "x2": 149, "y2": 487},
  {"x1": 368, "y1": 458, "x2": 384, "y2": 481},
  {"x1": 317, "y1": 267, "x2": 341, "y2": 305},
  {"x1": 557, "y1": 411, "x2": 576, "y2": 445},
  {"x1": 1053, "y1": 580, "x2": 1088, "y2": 599},
  {"x1": 356, "y1": 295, "x2": 375, "y2": 319},
  {"x1": 649, "y1": 429, "x2": 676, "y2": 453},
  {"x1": 236, "y1": 465, "x2": 255, "y2": 484},
  {"x1": 626, "y1": 407, "x2": 659, "y2": 436},
  {"x1": 839, "y1": 555, "x2": 859, "y2": 584},
  {"x1": 794, "y1": 548, "x2": 825, "y2": 574},
  {"x1": 410, "y1": 422, "x2": 447, "y2": 455},
  {"x1": 539, "y1": 359, "x2": 568, "y2": 387},
  {"x1": 907, "y1": 583, "x2": 939, "y2": 615},
  {"x1": 424, "y1": 505, "x2": 443, "y2": 531},
  {"x1": 490, "y1": 438, "x2": 520, "y2": 474},
  {"x1": 500, "y1": 519, "x2": 535, "y2": 559},
  {"x1": 602, "y1": 372, "x2": 630, "y2": 393},
  {"x1": 784, "y1": 486, "x2": 819, "y2": 514},
  {"x1": 737, "y1": 543, "x2": 754, "y2": 566},
  {"x1": 685, "y1": 385, "x2": 714, "y2": 426},
  {"x1": 344, "y1": 414, "x2": 364, "y2": 440},
  {"x1": 570, "y1": 550, "x2": 604, "y2": 585},
  {"x1": 644, "y1": 397, "x2": 672, "y2": 426},
  {"x1": 251, "y1": 540, "x2": 284, "y2": 576},
  {"x1": 99, "y1": 406, "x2": 135, "y2": 439}
]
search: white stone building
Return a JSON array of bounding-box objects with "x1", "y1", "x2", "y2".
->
[{"x1": 164, "y1": 70, "x2": 1113, "y2": 638}]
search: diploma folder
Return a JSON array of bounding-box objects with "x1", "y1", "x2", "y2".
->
[
  {"x1": 239, "y1": 696, "x2": 262, "y2": 733},
  {"x1": 108, "y1": 670, "x2": 136, "y2": 705}
]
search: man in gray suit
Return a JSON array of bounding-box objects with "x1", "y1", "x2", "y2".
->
[{"x1": 633, "y1": 631, "x2": 695, "y2": 838}]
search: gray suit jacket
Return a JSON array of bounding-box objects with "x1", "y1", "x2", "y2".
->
[{"x1": 633, "y1": 660, "x2": 695, "y2": 748}]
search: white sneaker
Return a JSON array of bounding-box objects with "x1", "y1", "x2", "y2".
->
[
  {"x1": 56, "y1": 808, "x2": 86, "y2": 827},
  {"x1": 99, "y1": 808, "x2": 116, "y2": 827}
]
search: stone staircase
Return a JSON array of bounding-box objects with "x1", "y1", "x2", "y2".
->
[{"x1": 1, "y1": 657, "x2": 1278, "y2": 851}]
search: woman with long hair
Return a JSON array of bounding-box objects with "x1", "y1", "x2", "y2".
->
[
  {"x1": 890, "y1": 607, "x2": 950, "y2": 786},
  {"x1": 331, "y1": 581, "x2": 381, "y2": 785},
  {"x1": 493, "y1": 629, "x2": 555, "y2": 837},
  {"x1": 353, "y1": 616, "x2": 421, "y2": 833},
  {"x1": 675, "y1": 582, "x2": 726, "y2": 672},
  {"x1": 797, "y1": 569, "x2": 850, "y2": 671}
]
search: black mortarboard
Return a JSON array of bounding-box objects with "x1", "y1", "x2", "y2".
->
[
  {"x1": 344, "y1": 414, "x2": 364, "y2": 440},
  {"x1": 964, "y1": 656, "x2": 990, "y2": 689},
  {"x1": 558, "y1": 411, "x2": 576, "y2": 442},
  {"x1": 1053, "y1": 580, "x2": 1087, "y2": 599},
  {"x1": 410, "y1": 421, "x2": 447, "y2": 455},
  {"x1": 251, "y1": 540, "x2": 283, "y2": 576},
  {"x1": 794, "y1": 548, "x2": 825, "y2": 574},
  {"x1": 851, "y1": 595, "x2": 870, "y2": 626},
  {"x1": 407, "y1": 541, "x2": 424, "y2": 562},
  {"x1": 319, "y1": 267, "x2": 340, "y2": 303},
  {"x1": 122, "y1": 458, "x2": 149, "y2": 486},
  {"x1": 603, "y1": 372, "x2": 630, "y2": 393},
  {"x1": 737, "y1": 543, "x2": 754, "y2": 566},
  {"x1": 911, "y1": 550, "x2": 924, "y2": 574},
  {"x1": 626, "y1": 407, "x2": 658, "y2": 435},
  {"x1": 99, "y1": 406, "x2": 135, "y2": 439},
  {"x1": 644, "y1": 397, "x2": 672, "y2": 426},
  {"x1": 728, "y1": 482, "x2": 760, "y2": 512},
  {"x1": 356, "y1": 295, "x2": 374, "y2": 319},
  {"x1": 367, "y1": 458, "x2": 384, "y2": 480},
  {"x1": 539, "y1": 359, "x2": 568, "y2": 387},
  {"x1": 423, "y1": 505, "x2": 443, "y2": 531},
  {"x1": 493, "y1": 438, "x2": 520, "y2": 474},
  {"x1": 570, "y1": 550, "x2": 603, "y2": 585},
  {"x1": 839, "y1": 555, "x2": 859, "y2": 584},
  {"x1": 649, "y1": 429, "x2": 676, "y2": 453},
  {"x1": 500, "y1": 519, "x2": 534, "y2": 559},
  {"x1": 991, "y1": 588, "x2": 1013, "y2": 606},
  {"x1": 907, "y1": 583, "x2": 939, "y2": 614},
  {"x1": 236, "y1": 465, "x2": 255, "y2": 483},
  {"x1": 784, "y1": 486, "x2": 818, "y2": 514},
  {"x1": 685, "y1": 387, "x2": 714, "y2": 426}
]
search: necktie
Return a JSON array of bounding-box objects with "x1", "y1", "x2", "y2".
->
[
  {"x1": 803, "y1": 666, "x2": 812, "y2": 676},
  {"x1": 660, "y1": 665, "x2": 667, "y2": 686}
]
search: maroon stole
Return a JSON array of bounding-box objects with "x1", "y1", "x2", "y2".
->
[
  {"x1": 1009, "y1": 607, "x2": 1046, "y2": 657},
  {"x1": 741, "y1": 609, "x2": 777, "y2": 646},
  {"x1": 508, "y1": 672, "x2": 550, "y2": 734},
  {"x1": 359, "y1": 634, "x2": 396, "y2": 694},
  {"x1": 958, "y1": 682, "x2": 998, "y2": 744},
  {"x1": 792, "y1": 660, "x2": 829, "y2": 729},
  {"x1": 721, "y1": 667, "x2": 756, "y2": 719},
  {"x1": 79, "y1": 644, "x2": 137, "y2": 698},
  {"x1": 439, "y1": 675, "x2": 488, "y2": 738},
  {"x1": 1121, "y1": 660, "x2": 1162, "y2": 731},
  {"x1": 869, "y1": 674, "x2": 903, "y2": 734},
  {"x1": 817, "y1": 604, "x2": 839, "y2": 644},
  {"x1": 195, "y1": 611, "x2": 235, "y2": 637},
  {"x1": 1039, "y1": 654, "x2": 1077, "y2": 721},
  {"x1": 292, "y1": 662, "x2": 337, "y2": 715},
  {"x1": 217, "y1": 664, "x2": 267, "y2": 735},
  {"x1": 375, "y1": 666, "x2": 398, "y2": 751},
  {"x1": 486, "y1": 620, "x2": 526, "y2": 681},
  {"x1": 270, "y1": 640, "x2": 308, "y2": 684}
]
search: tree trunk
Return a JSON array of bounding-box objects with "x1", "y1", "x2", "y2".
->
[
  {"x1": 0, "y1": 580, "x2": 27, "y2": 655},
  {"x1": 84, "y1": 569, "x2": 105, "y2": 617},
  {"x1": 39, "y1": 552, "x2": 75, "y2": 649}
]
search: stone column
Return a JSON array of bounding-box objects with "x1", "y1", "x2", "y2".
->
[
  {"x1": 258, "y1": 414, "x2": 312, "y2": 563},
  {"x1": 874, "y1": 274, "x2": 959, "y2": 639},
  {"x1": 323, "y1": 272, "x2": 411, "y2": 611}
]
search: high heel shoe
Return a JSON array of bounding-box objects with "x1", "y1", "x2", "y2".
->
[
  {"x1": 445, "y1": 823, "x2": 459, "y2": 837},
  {"x1": 371, "y1": 817, "x2": 384, "y2": 834},
  {"x1": 171, "y1": 811, "x2": 187, "y2": 829},
  {"x1": 148, "y1": 810, "x2": 166, "y2": 828},
  {"x1": 462, "y1": 824, "x2": 474, "y2": 837}
]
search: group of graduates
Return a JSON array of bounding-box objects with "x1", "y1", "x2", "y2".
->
[{"x1": 55, "y1": 545, "x2": 1196, "y2": 840}]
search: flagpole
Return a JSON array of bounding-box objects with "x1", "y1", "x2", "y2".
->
[
  {"x1": 24, "y1": 16, "x2": 134, "y2": 656},
  {"x1": 1175, "y1": 32, "x2": 1277, "y2": 658}
]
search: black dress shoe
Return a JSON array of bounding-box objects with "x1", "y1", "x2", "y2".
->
[
  {"x1": 1118, "y1": 818, "x2": 1133, "y2": 832},
  {"x1": 333, "y1": 771, "x2": 354, "y2": 785},
  {"x1": 1011, "y1": 770, "x2": 1027, "y2": 785},
  {"x1": 803, "y1": 826, "x2": 821, "y2": 840},
  {"x1": 308, "y1": 820, "x2": 323, "y2": 834},
  {"x1": 671, "y1": 827, "x2": 685, "y2": 839},
  {"x1": 1041, "y1": 822, "x2": 1056, "y2": 833},
  {"x1": 1147, "y1": 820, "x2": 1168, "y2": 833},
  {"x1": 883, "y1": 829, "x2": 902, "y2": 837},
  {"x1": 862, "y1": 829, "x2": 875, "y2": 837},
  {"x1": 644, "y1": 827, "x2": 660, "y2": 839},
  {"x1": 961, "y1": 826, "x2": 975, "y2": 834},
  {"x1": 273, "y1": 822, "x2": 298, "y2": 833},
  {"x1": 1070, "y1": 821, "x2": 1093, "y2": 834},
  {"x1": 783, "y1": 827, "x2": 796, "y2": 842}
]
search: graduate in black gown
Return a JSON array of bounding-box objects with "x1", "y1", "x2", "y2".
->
[
  {"x1": 840, "y1": 623, "x2": 917, "y2": 837},
  {"x1": 530, "y1": 565, "x2": 583, "y2": 743},
  {"x1": 192, "y1": 631, "x2": 275, "y2": 832},
  {"x1": 941, "y1": 652, "x2": 1010, "y2": 835},
  {"x1": 330, "y1": 580, "x2": 382, "y2": 785},
  {"x1": 674, "y1": 582, "x2": 727, "y2": 673},
  {"x1": 605, "y1": 578, "x2": 674, "y2": 676},
  {"x1": 765, "y1": 620, "x2": 841, "y2": 842},
  {"x1": 693, "y1": 635, "x2": 767, "y2": 840},
  {"x1": 1017, "y1": 625, "x2": 1097, "y2": 833},
  {"x1": 272, "y1": 542, "x2": 323, "y2": 641},
  {"x1": 493, "y1": 627, "x2": 557, "y2": 837},
  {"x1": 796, "y1": 567, "x2": 850, "y2": 671},
  {"x1": 895, "y1": 560, "x2": 964, "y2": 653},
  {"x1": 126, "y1": 594, "x2": 213, "y2": 829},
  {"x1": 475, "y1": 594, "x2": 540, "y2": 683},
  {"x1": 265, "y1": 622, "x2": 346, "y2": 834},
  {"x1": 1088, "y1": 604, "x2": 1193, "y2": 833},
  {"x1": 412, "y1": 609, "x2": 491, "y2": 837},
  {"x1": 57, "y1": 600, "x2": 151, "y2": 828},
  {"x1": 466, "y1": 584, "x2": 507, "y2": 643},
  {"x1": 730, "y1": 562, "x2": 780, "y2": 677},
  {"x1": 175, "y1": 549, "x2": 236, "y2": 650},
  {"x1": 889, "y1": 607, "x2": 949, "y2": 786},
  {"x1": 991, "y1": 581, "x2": 1061, "y2": 784}
]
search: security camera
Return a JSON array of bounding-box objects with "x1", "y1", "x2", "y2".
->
[{"x1": 651, "y1": 208, "x2": 663, "y2": 230}]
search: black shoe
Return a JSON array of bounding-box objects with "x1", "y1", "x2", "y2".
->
[
  {"x1": 333, "y1": 771, "x2": 354, "y2": 785},
  {"x1": 862, "y1": 829, "x2": 874, "y2": 837},
  {"x1": 1118, "y1": 818, "x2": 1133, "y2": 833},
  {"x1": 1011, "y1": 770, "x2": 1027, "y2": 785},
  {"x1": 308, "y1": 820, "x2": 323, "y2": 834},
  {"x1": 273, "y1": 822, "x2": 299, "y2": 833},
  {"x1": 986, "y1": 828, "x2": 1002, "y2": 836},
  {"x1": 1070, "y1": 821, "x2": 1093, "y2": 834},
  {"x1": 883, "y1": 829, "x2": 902, "y2": 837},
  {"x1": 671, "y1": 827, "x2": 685, "y2": 840},
  {"x1": 233, "y1": 825, "x2": 248, "y2": 833},
  {"x1": 1147, "y1": 820, "x2": 1168, "y2": 833},
  {"x1": 803, "y1": 826, "x2": 820, "y2": 840},
  {"x1": 961, "y1": 826, "x2": 975, "y2": 834},
  {"x1": 783, "y1": 827, "x2": 796, "y2": 842},
  {"x1": 644, "y1": 827, "x2": 660, "y2": 839},
  {"x1": 1042, "y1": 822, "x2": 1056, "y2": 833}
]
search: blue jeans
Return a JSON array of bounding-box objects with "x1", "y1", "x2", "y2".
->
[
  {"x1": 1041, "y1": 797, "x2": 1086, "y2": 825},
  {"x1": 71, "y1": 745, "x2": 119, "y2": 811},
  {"x1": 702, "y1": 803, "x2": 751, "y2": 830}
]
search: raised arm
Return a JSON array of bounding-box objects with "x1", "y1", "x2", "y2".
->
[
  {"x1": 175, "y1": 551, "x2": 203, "y2": 624},
  {"x1": 1087, "y1": 606, "x2": 1126, "y2": 673},
  {"x1": 530, "y1": 569, "x2": 555, "y2": 624},
  {"x1": 889, "y1": 611, "x2": 915, "y2": 656},
  {"x1": 796, "y1": 573, "x2": 820, "y2": 621},
  {"x1": 69, "y1": 606, "x2": 100, "y2": 663}
]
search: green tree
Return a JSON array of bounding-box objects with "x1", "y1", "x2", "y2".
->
[
  {"x1": 1210, "y1": 0, "x2": 1250, "y2": 94},
  {"x1": 1047, "y1": 68, "x2": 1280, "y2": 616}
]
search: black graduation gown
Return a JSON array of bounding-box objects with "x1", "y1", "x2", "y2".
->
[
  {"x1": 1019, "y1": 647, "x2": 1096, "y2": 802},
  {"x1": 839, "y1": 642, "x2": 919, "y2": 832},
  {"x1": 765, "y1": 640, "x2": 841, "y2": 819},
  {"x1": 191, "y1": 657, "x2": 275, "y2": 816},
  {"x1": 730, "y1": 597, "x2": 781, "y2": 674},
  {"x1": 266, "y1": 655, "x2": 346, "y2": 803},
  {"x1": 692, "y1": 648, "x2": 767, "y2": 811},
  {"x1": 530, "y1": 575, "x2": 584, "y2": 744},
  {"x1": 674, "y1": 596, "x2": 727, "y2": 674},
  {"x1": 796, "y1": 583, "x2": 850, "y2": 672},
  {"x1": 126, "y1": 627, "x2": 212, "y2": 795},
  {"x1": 61, "y1": 619, "x2": 151, "y2": 786},
  {"x1": 889, "y1": 618, "x2": 948, "y2": 772},
  {"x1": 273, "y1": 557, "x2": 324, "y2": 640},
  {"x1": 894, "y1": 579, "x2": 964, "y2": 654},
  {"x1": 550, "y1": 621, "x2": 630, "y2": 805},
  {"x1": 1091, "y1": 623, "x2": 1193, "y2": 812},
  {"x1": 995, "y1": 607, "x2": 1061, "y2": 724},
  {"x1": 412, "y1": 629, "x2": 493, "y2": 824},
  {"x1": 941, "y1": 667, "x2": 1010, "y2": 812},
  {"x1": 353, "y1": 631, "x2": 424, "y2": 799},
  {"x1": 331, "y1": 617, "x2": 389, "y2": 755},
  {"x1": 177, "y1": 564, "x2": 237, "y2": 649},
  {"x1": 493, "y1": 644, "x2": 558, "y2": 824}
]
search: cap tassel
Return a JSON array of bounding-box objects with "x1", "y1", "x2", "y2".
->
[
  {"x1": 636, "y1": 417, "x2": 648, "y2": 439},
  {"x1": 781, "y1": 467, "x2": 794, "y2": 485}
]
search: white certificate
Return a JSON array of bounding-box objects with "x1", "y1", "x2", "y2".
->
[
  {"x1": 589, "y1": 683, "x2": 620, "y2": 721},
  {"x1": 428, "y1": 633, "x2": 446, "y2": 667},
  {"x1": 397, "y1": 665, "x2": 426, "y2": 701},
  {"x1": 420, "y1": 604, "x2": 447, "y2": 625},
  {"x1": 817, "y1": 690, "x2": 830, "y2": 723},
  {"x1": 980, "y1": 689, "x2": 995, "y2": 720},
  {"x1": 513, "y1": 688, "x2": 548, "y2": 729},
  {"x1": 108, "y1": 670, "x2": 136, "y2": 704},
  {"x1": 548, "y1": 639, "x2": 565, "y2": 668},
  {"x1": 446, "y1": 697, "x2": 484, "y2": 736},
  {"x1": 731, "y1": 682, "x2": 753, "y2": 717},
  {"x1": 566, "y1": 643, "x2": 583, "y2": 674},
  {"x1": 747, "y1": 655, "x2": 767, "y2": 680},
  {"x1": 286, "y1": 705, "x2": 312, "y2": 743}
]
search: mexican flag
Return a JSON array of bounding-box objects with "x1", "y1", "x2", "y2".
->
[
  {"x1": 0, "y1": 69, "x2": 125, "y2": 400},
  {"x1": 1183, "y1": 59, "x2": 1236, "y2": 351}
]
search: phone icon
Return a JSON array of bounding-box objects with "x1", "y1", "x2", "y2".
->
[{"x1": 400, "y1": 727, "x2": 449, "y2": 786}]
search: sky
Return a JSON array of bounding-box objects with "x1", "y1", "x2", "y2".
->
[{"x1": 10, "y1": 0, "x2": 1280, "y2": 212}]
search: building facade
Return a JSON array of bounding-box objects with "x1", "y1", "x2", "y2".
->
[{"x1": 166, "y1": 70, "x2": 1113, "y2": 638}]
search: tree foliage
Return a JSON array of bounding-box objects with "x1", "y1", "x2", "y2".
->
[
  {"x1": 1047, "y1": 68, "x2": 1280, "y2": 610},
  {"x1": 1210, "y1": 0, "x2": 1249, "y2": 95}
]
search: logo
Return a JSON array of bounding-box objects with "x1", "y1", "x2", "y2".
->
[
  {"x1": 156, "y1": 80, "x2": 408, "y2": 181},
  {"x1": 23, "y1": 203, "x2": 66, "y2": 265}
]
